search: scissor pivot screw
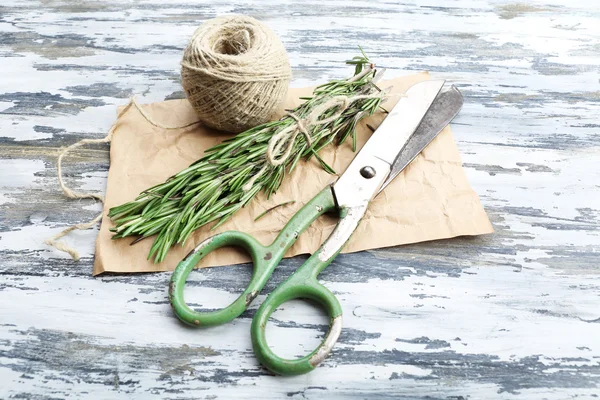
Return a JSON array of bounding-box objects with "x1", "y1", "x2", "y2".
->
[{"x1": 360, "y1": 166, "x2": 376, "y2": 179}]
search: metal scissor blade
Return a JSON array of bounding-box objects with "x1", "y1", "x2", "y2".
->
[
  {"x1": 362, "y1": 79, "x2": 446, "y2": 165},
  {"x1": 378, "y1": 85, "x2": 464, "y2": 193},
  {"x1": 332, "y1": 79, "x2": 445, "y2": 208}
]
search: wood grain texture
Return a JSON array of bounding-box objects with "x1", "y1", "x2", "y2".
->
[{"x1": 1, "y1": 0, "x2": 599, "y2": 398}]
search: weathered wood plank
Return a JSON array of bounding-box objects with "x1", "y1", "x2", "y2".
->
[{"x1": 1, "y1": 0, "x2": 599, "y2": 398}]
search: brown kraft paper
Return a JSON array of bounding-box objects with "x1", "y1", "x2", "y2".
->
[{"x1": 93, "y1": 71, "x2": 493, "y2": 275}]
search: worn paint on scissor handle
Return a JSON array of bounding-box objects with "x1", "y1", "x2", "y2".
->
[
  {"x1": 251, "y1": 202, "x2": 367, "y2": 375},
  {"x1": 169, "y1": 186, "x2": 365, "y2": 375},
  {"x1": 169, "y1": 187, "x2": 337, "y2": 328}
]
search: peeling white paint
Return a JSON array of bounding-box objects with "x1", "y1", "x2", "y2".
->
[{"x1": 1, "y1": 0, "x2": 600, "y2": 398}]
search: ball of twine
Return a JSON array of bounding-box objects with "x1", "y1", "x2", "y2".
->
[{"x1": 181, "y1": 15, "x2": 292, "y2": 133}]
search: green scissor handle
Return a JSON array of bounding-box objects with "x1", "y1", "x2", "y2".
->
[
  {"x1": 251, "y1": 200, "x2": 367, "y2": 375},
  {"x1": 250, "y1": 243, "x2": 344, "y2": 376},
  {"x1": 169, "y1": 186, "x2": 364, "y2": 375},
  {"x1": 169, "y1": 187, "x2": 337, "y2": 328}
]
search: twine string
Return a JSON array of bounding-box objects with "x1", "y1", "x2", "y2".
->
[
  {"x1": 45, "y1": 98, "x2": 200, "y2": 260},
  {"x1": 242, "y1": 90, "x2": 391, "y2": 192},
  {"x1": 265, "y1": 92, "x2": 393, "y2": 168}
]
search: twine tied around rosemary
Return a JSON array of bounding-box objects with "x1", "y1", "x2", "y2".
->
[
  {"x1": 243, "y1": 89, "x2": 390, "y2": 192},
  {"x1": 268, "y1": 92, "x2": 394, "y2": 166},
  {"x1": 240, "y1": 62, "x2": 394, "y2": 193}
]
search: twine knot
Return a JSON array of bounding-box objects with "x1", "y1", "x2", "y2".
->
[{"x1": 265, "y1": 92, "x2": 386, "y2": 167}]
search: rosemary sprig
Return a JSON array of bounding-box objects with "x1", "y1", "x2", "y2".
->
[
  {"x1": 109, "y1": 52, "x2": 386, "y2": 263},
  {"x1": 254, "y1": 200, "x2": 296, "y2": 222}
]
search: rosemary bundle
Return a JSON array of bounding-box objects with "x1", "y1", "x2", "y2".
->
[{"x1": 109, "y1": 52, "x2": 386, "y2": 263}]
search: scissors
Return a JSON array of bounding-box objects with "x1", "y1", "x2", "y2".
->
[{"x1": 169, "y1": 80, "x2": 464, "y2": 375}]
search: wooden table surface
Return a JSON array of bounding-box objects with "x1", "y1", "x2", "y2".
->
[{"x1": 1, "y1": 1, "x2": 599, "y2": 398}]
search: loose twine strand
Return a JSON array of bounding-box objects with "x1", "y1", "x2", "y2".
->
[{"x1": 45, "y1": 98, "x2": 200, "y2": 260}]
